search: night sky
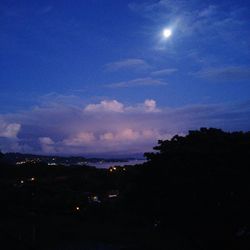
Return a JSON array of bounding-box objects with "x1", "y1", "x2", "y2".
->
[{"x1": 1, "y1": 0, "x2": 250, "y2": 156}]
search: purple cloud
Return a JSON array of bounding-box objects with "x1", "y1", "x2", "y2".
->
[{"x1": 0, "y1": 97, "x2": 250, "y2": 155}]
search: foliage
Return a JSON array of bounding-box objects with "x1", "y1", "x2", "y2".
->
[
  {"x1": 145, "y1": 127, "x2": 250, "y2": 159},
  {"x1": 1, "y1": 128, "x2": 250, "y2": 249}
]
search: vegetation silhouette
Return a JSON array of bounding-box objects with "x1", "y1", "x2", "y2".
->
[
  {"x1": 1, "y1": 128, "x2": 250, "y2": 249},
  {"x1": 126, "y1": 128, "x2": 250, "y2": 249}
]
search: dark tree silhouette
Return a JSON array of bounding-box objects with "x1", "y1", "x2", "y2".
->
[
  {"x1": 136, "y1": 128, "x2": 250, "y2": 250},
  {"x1": 1, "y1": 129, "x2": 250, "y2": 249},
  {"x1": 145, "y1": 127, "x2": 250, "y2": 160}
]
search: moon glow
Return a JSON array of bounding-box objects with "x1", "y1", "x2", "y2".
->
[{"x1": 163, "y1": 28, "x2": 172, "y2": 38}]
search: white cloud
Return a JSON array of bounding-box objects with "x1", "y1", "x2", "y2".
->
[
  {"x1": 0, "y1": 120, "x2": 21, "y2": 138},
  {"x1": 84, "y1": 100, "x2": 124, "y2": 113},
  {"x1": 0, "y1": 118, "x2": 26, "y2": 153},
  {"x1": 85, "y1": 99, "x2": 160, "y2": 113},
  {"x1": 144, "y1": 99, "x2": 160, "y2": 112}
]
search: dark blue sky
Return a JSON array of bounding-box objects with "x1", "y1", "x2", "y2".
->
[{"x1": 1, "y1": 0, "x2": 250, "y2": 155}]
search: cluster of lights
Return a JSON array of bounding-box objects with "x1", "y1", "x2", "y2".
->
[
  {"x1": 109, "y1": 166, "x2": 127, "y2": 173},
  {"x1": 20, "y1": 177, "x2": 36, "y2": 184},
  {"x1": 108, "y1": 194, "x2": 117, "y2": 198},
  {"x1": 109, "y1": 166, "x2": 117, "y2": 173},
  {"x1": 16, "y1": 158, "x2": 41, "y2": 165},
  {"x1": 48, "y1": 162, "x2": 57, "y2": 166},
  {"x1": 18, "y1": 177, "x2": 35, "y2": 185},
  {"x1": 16, "y1": 161, "x2": 26, "y2": 165}
]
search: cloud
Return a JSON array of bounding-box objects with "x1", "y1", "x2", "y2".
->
[
  {"x1": 1, "y1": 97, "x2": 250, "y2": 155},
  {"x1": 85, "y1": 99, "x2": 160, "y2": 114},
  {"x1": 39, "y1": 137, "x2": 54, "y2": 145},
  {"x1": 100, "y1": 129, "x2": 140, "y2": 142},
  {"x1": 128, "y1": 0, "x2": 247, "y2": 43},
  {"x1": 194, "y1": 66, "x2": 250, "y2": 80},
  {"x1": 151, "y1": 68, "x2": 178, "y2": 76},
  {"x1": 104, "y1": 58, "x2": 149, "y2": 72},
  {"x1": 0, "y1": 120, "x2": 21, "y2": 138},
  {"x1": 63, "y1": 132, "x2": 95, "y2": 146},
  {"x1": 84, "y1": 100, "x2": 124, "y2": 113},
  {"x1": 144, "y1": 99, "x2": 160, "y2": 112},
  {"x1": 0, "y1": 118, "x2": 22, "y2": 153},
  {"x1": 39, "y1": 137, "x2": 55, "y2": 154},
  {"x1": 107, "y1": 77, "x2": 167, "y2": 88}
]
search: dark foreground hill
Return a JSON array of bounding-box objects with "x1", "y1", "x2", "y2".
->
[
  {"x1": 1, "y1": 127, "x2": 250, "y2": 250},
  {"x1": 133, "y1": 128, "x2": 250, "y2": 249}
]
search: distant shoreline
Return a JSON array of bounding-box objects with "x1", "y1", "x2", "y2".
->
[
  {"x1": 86, "y1": 159, "x2": 147, "y2": 169},
  {"x1": 2, "y1": 152, "x2": 146, "y2": 168}
]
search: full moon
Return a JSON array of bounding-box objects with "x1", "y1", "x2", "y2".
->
[{"x1": 163, "y1": 28, "x2": 172, "y2": 38}]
